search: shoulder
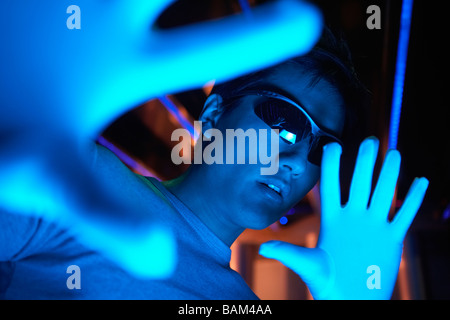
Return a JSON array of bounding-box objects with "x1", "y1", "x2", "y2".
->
[{"x1": 90, "y1": 142, "x2": 177, "y2": 216}]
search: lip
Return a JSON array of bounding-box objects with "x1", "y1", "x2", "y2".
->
[{"x1": 257, "y1": 177, "x2": 290, "y2": 199}]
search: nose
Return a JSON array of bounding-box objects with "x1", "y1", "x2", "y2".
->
[{"x1": 278, "y1": 140, "x2": 309, "y2": 177}]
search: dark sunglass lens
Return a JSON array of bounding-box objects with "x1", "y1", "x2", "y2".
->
[{"x1": 254, "y1": 98, "x2": 312, "y2": 143}]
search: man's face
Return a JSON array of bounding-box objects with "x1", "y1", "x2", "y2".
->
[{"x1": 199, "y1": 64, "x2": 346, "y2": 230}]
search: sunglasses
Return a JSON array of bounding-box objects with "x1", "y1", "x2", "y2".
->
[{"x1": 228, "y1": 90, "x2": 342, "y2": 166}]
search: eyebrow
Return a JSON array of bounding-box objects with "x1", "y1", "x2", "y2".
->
[{"x1": 248, "y1": 83, "x2": 324, "y2": 125}]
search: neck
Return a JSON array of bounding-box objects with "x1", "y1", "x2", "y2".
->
[{"x1": 163, "y1": 166, "x2": 244, "y2": 247}]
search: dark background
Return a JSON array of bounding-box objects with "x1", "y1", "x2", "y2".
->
[{"x1": 100, "y1": 0, "x2": 449, "y2": 299}]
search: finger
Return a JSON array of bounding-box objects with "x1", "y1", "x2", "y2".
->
[
  {"x1": 0, "y1": 134, "x2": 178, "y2": 279},
  {"x1": 142, "y1": 0, "x2": 323, "y2": 95},
  {"x1": 320, "y1": 142, "x2": 342, "y2": 219},
  {"x1": 391, "y1": 177, "x2": 429, "y2": 241},
  {"x1": 347, "y1": 137, "x2": 379, "y2": 210},
  {"x1": 72, "y1": 219, "x2": 177, "y2": 280},
  {"x1": 369, "y1": 149, "x2": 401, "y2": 220},
  {"x1": 259, "y1": 241, "x2": 330, "y2": 287}
]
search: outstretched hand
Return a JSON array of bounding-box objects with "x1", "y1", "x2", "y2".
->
[
  {"x1": 259, "y1": 137, "x2": 429, "y2": 299},
  {"x1": 0, "y1": 1, "x2": 323, "y2": 279},
  {"x1": 1, "y1": 0, "x2": 323, "y2": 138}
]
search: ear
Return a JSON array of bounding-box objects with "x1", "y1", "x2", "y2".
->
[{"x1": 198, "y1": 93, "x2": 225, "y2": 133}]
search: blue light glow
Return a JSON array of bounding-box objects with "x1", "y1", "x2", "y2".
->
[
  {"x1": 388, "y1": 0, "x2": 414, "y2": 150},
  {"x1": 238, "y1": 0, "x2": 252, "y2": 18},
  {"x1": 279, "y1": 216, "x2": 288, "y2": 225},
  {"x1": 260, "y1": 138, "x2": 429, "y2": 299},
  {"x1": 0, "y1": 0, "x2": 323, "y2": 280}
]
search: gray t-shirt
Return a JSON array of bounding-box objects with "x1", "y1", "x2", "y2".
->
[{"x1": 0, "y1": 176, "x2": 258, "y2": 300}]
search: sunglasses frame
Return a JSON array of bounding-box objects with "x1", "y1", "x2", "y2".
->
[{"x1": 226, "y1": 89, "x2": 343, "y2": 165}]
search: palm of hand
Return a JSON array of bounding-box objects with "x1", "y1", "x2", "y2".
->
[{"x1": 260, "y1": 138, "x2": 428, "y2": 299}]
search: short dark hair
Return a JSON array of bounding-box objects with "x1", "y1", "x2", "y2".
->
[{"x1": 210, "y1": 27, "x2": 370, "y2": 146}]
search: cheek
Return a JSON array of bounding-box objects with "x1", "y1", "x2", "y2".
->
[
  {"x1": 215, "y1": 113, "x2": 271, "y2": 164},
  {"x1": 289, "y1": 165, "x2": 320, "y2": 204}
]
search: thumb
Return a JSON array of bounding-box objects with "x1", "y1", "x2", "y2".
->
[{"x1": 259, "y1": 241, "x2": 333, "y2": 297}]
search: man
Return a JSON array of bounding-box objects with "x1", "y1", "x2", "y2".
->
[
  {"x1": 0, "y1": 1, "x2": 427, "y2": 299},
  {"x1": 1, "y1": 29, "x2": 428, "y2": 299}
]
